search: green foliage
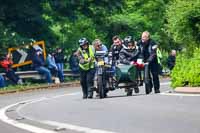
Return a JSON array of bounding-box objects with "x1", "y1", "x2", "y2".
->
[
  {"x1": 171, "y1": 48, "x2": 200, "y2": 88},
  {"x1": 166, "y1": 0, "x2": 200, "y2": 47}
]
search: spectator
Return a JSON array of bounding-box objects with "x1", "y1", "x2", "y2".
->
[
  {"x1": 46, "y1": 51, "x2": 58, "y2": 76},
  {"x1": 55, "y1": 48, "x2": 65, "y2": 82},
  {"x1": 0, "y1": 75, "x2": 5, "y2": 88},
  {"x1": 69, "y1": 50, "x2": 79, "y2": 74},
  {"x1": 32, "y1": 49, "x2": 52, "y2": 84},
  {"x1": 0, "y1": 53, "x2": 23, "y2": 85},
  {"x1": 167, "y1": 50, "x2": 176, "y2": 71}
]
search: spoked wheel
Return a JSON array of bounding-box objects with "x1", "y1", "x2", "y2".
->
[{"x1": 97, "y1": 75, "x2": 105, "y2": 99}]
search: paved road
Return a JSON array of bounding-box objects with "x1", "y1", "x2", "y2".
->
[{"x1": 0, "y1": 78, "x2": 200, "y2": 133}]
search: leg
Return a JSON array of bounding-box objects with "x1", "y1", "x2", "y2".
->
[
  {"x1": 56, "y1": 63, "x2": 64, "y2": 82},
  {"x1": 6, "y1": 70, "x2": 20, "y2": 84},
  {"x1": 150, "y1": 64, "x2": 160, "y2": 93},
  {"x1": 36, "y1": 67, "x2": 52, "y2": 83},
  {"x1": 0, "y1": 75, "x2": 5, "y2": 88},
  {"x1": 144, "y1": 64, "x2": 153, "y2": 94},
  {"x1": 87, "y1": 68, "x2": 95, "y2": 98},
  {"x1": 80, "y1": 69, "x2": 88, "y2": 98}
]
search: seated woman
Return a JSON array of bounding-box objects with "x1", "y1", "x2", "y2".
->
[{"x1": 0, "y1": 53, "x2": 23, "y2": 85}]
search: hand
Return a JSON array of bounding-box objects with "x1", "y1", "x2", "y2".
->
[
  {"x1": 79, "y1": 59, "x2": 85, "y2": 64},
  {"x1": 88, "y1": 58, "x2": 92, "y2": 62}
]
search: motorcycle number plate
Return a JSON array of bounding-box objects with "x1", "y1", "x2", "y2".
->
[{"x1": 98, "y1": 61, "x2": 104, "y2": 66}]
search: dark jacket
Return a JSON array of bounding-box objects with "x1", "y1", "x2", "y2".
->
[
  {"x1": 110, "y1": 44, "x2": 123, "y2": 64},
  {"x1": 55, "y1": 52, "x2": 65, "y2": 63},
  {"x1": 69, "y1": 54, "x2": 79, "y2": 73},
  {"x1": 32, "y1": 54, "x2": 45, "y2": 69},
  {"x1": 119, "y1": 48, "x2": 140, "y2": 65},
  {"x1": 167, "y1": 55, "x2": 176, "y2": 70},
  {"x1": 137, "y1": 39, "x2": 158, "y2": 64}
]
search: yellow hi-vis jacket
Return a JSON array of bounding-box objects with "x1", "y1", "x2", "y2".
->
[{"x1": 78, "y1": 45, "x2": 95, "y2": 71}]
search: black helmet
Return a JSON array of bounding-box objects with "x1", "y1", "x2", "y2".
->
[
  {"x1": 124, "y1": 36, "x2": 134, "y2": 44},
  {"x1": 78, "y1": 38, "x2": 88, "y2": 46},
  {"x1": 123, "y1": 36, "x2": 135, "y2": 49}
]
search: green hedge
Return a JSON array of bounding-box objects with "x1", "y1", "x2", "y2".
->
[{"x1": 171, "y1": 48, "x2": 200, "y2": 88}]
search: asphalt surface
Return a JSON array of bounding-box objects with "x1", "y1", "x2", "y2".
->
[{"x1": 0, "y1": 78, "x2": 200, "y2": 133}]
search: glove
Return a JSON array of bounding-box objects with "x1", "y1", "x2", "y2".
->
[{"x1": 130, "y1": 61, "x2": 138, "y2": 66}]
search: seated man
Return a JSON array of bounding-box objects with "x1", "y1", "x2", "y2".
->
[
  {"x1": 32, "y1": 49, "x2": 52, "y2": 84},
  {"x1": 119, "y1": 36, "x2": 140, "y2": 95},
  {"x1": 0, "y1": 53, "x2": 23, "y2": 85}
]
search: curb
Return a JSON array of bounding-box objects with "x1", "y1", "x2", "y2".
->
[
  {"x1": 174, "y1": 87, "x2": 200, "y2": 94},
  {"x1": 0, "y1": 82, "x2": 80, "y2": 95}
]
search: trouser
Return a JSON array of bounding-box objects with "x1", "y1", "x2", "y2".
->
[
  {"x1": 80, "y1": 68, "x2": 95, "y2": 97},
  {"x1": 144, "y1": 63, "x2": 160, "y2": 92},
  {"x1": 36, "y1": 66, "x2": 52, "y2": 83},
  {"x1": 0, "y1": 75, "x2": 5, "y2": 88},
  {"x1": 56, "y1": 63, "x2": 64, "y2": 82},
  {"x1": 5, "y1": 70, "x2": 20, "y2": 84}
]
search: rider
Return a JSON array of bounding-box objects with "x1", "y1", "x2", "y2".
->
[
  {"x1": 77, "y1": 38, "x2": 96, "y2": 99},
  {"x1": 119, "y1": 36, "x2": 140, "y2": 95}
]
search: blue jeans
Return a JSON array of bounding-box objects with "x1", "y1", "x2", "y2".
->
[
  {"x1": 35, "y1": 66, "x2": 52, "y2": 83},
  {"x1": 0, "y1": 75, "x2": 5, "y2": 88},
  {"x1": 56, "y1": 63, "x2": 64, "y2": 82}
]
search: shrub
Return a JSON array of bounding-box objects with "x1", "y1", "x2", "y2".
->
[{"x1": 171, "y1": 47, "x2": 200, "y2": 88}]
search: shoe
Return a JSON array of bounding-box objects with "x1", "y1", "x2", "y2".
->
[
  {"x1": 88, "y1": 93, "x2": 93, "y2": 99},
  {"x1": 155, "y1": 90, "x2": 160, "y2": 93},
  {"x1": 83, "y1": 94, "x2": 87, "y2": 99},
  {"x1": 88, "y1": 95, "x2": 93, "y2": 99}
]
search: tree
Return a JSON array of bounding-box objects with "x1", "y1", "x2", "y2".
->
[{"x1": 166, "y1": 0, "x2": 200, "y2": 48}]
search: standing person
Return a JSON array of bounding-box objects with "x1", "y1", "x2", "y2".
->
[
  {"x1": 55, "y1": 48, "x2": 65, "y2": 82},
  {"x1": 32, "y1": 49, "x2": 52, "y2": 84},
  {"x1": 137, "y1": 31, "x2": 160, "y2": 94},
  {"x1": 69, "y1": 50, "x2": 80, "y2": 75},
  {"x1": 0, "y1": 53, "x2": 23, "y2": 85},
  {"x1": 77, "y1": 38, "x2": 95, "y2": 99},
  {"x1": 167, "y1": 49, "x2": 176, "y2": 71}
]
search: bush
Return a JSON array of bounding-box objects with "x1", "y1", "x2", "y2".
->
[{"x1": 171, "y1": 47, "x2": 200, "y2": 88}]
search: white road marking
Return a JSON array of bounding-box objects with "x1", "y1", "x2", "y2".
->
[
  {"x1": 0, "y1": 92, "x2": 116, "y2": 133},
  {"x1": 0, "y1": 98, "x2": 57, "y2": 133},
  {"x1": 160, "y1": 91, "x2": 200, "y2": 97},
  {"x1": 160, "y1": 82, "x2": 171, "y2": 85},
  {"x1": 42, "y1": 120, "x2": 116, "y2": 133}
]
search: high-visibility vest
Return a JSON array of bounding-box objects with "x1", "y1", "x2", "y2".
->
[
  {"x1": 156, "y1": 48, "x2": 162, "y2": 64},
  {"x1": 78, "y1": 45, "x2": 95, "y2": 70}
]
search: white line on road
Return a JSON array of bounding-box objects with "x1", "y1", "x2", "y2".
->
[
  {"x1": 160, "y1": 91, "x2": 200, "y2": 97},
  {"x1": 0, "y1": 92, "x2": 116, "y2": 133},
  {"x1": 0, "y1": 97, "x2": 57, "y2": 133}
]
